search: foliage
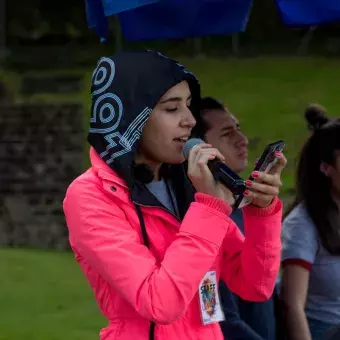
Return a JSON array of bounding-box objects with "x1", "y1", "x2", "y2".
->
[{"x1": 7, "y1": 0, "x2": 94, "y2": 45}]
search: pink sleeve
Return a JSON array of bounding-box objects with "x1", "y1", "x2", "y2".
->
[
  {"x1": 221, "y1": 197, "x2": 282, "y2": 301},
  {"x1": 64, "y1": 184, "x2": 233, "y2": 325}
]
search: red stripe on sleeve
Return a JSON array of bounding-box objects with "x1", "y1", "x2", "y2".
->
[{"x1": 282, "y1": 259, "x2": 312, "y2": 271}]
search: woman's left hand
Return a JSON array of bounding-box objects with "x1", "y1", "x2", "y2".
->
[{"x1": 244, "y1": 152, "x2": 287, "y2": 208}]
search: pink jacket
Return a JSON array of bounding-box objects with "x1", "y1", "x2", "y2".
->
[{"x1": 63, "y1": 148, "x2": 282, "y2": 340}]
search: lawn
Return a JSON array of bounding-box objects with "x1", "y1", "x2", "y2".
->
[{"x1": 0, "y1": 248, "x2": 105, "y2": 340}]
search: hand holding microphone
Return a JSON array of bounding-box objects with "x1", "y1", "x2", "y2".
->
[{"x1": 184, "y1": 140, "x2": 235, "y2": 206}]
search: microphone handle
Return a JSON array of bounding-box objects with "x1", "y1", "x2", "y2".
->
[{"x1": 208, "y1": 160, "x2": 246, "y2": 196}]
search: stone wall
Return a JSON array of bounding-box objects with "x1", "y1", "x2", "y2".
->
[{"x1": 0, "y1": 103, "x2": 84, "y2": 249}]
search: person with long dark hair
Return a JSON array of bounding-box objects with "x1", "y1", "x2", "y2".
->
[
  {"x1": 281, "y1": 104, "x2": 340, "y2": 340},
  {"x1": 63, "y1": 50, "x2": 285, "y2": 340}
]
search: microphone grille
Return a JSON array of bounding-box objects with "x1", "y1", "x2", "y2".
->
[{"x1": 183, "y1": 138, "x2": 204, "y2": 160}]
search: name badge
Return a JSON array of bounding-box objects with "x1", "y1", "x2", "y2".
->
[{"x1": 198, "y1": 270, "x2": 225, "y2": 325}]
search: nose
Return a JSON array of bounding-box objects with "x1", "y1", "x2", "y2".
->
[
  {"x1": 236, "y1": 131, "x2": 248, "y2": 148},
  {"x1": 180, "y1": 107, "x2": 196, "y2": 128}
]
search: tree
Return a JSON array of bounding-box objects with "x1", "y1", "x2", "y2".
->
[{"x1": 7, "y1": 0, "x2": 92, "y2": 44}]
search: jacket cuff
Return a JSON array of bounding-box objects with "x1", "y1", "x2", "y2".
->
[
  {"x1": 243, "y1": 196, "x2": 281, "y2": 217},
  {"x1": 195, "y1": 193, "x2": 232, "y2": 216}
]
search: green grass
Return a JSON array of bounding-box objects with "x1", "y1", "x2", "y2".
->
[{"x1": 0, "y1": 248, "x2": 105, "y2": 340}]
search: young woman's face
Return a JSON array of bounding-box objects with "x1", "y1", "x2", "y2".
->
[{"x1": 138, "y1": 81, "x2": 196, "y2": 167}]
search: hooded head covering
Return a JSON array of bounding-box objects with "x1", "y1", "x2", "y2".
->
[{"x1": 88, "y1": 50, "x2": 200, "y2": 190}]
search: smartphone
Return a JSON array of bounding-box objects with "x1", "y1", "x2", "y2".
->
[{"x1": 234, "y1": 140, "x2": 285, "y2": 209}]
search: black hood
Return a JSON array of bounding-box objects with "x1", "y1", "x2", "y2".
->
[{"x1": 88, "y1": 50, "x2": 200, "y2": 193}]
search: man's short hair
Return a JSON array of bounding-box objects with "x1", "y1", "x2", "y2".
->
[
  {"x1": 192, "y1": 96, "x2": 226, "y2": 139},
  {"x1": 200, "y1": 97, "x2": 225, "y2": 112}
]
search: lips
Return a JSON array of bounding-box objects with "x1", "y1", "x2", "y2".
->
[
  {"x1": 173, "y1": 136, "x2": 189, "y2": 143},
  {"x1": 238, "y1": 150, "x2": 248, "y2": 159}
]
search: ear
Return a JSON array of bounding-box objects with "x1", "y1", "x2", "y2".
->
[{"x1": 320, "y1": 162, "x2": 331, "y2": 177}]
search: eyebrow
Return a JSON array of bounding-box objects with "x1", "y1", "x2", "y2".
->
[{"x1": 159, "y1": 95, "x2": 192, "y2": 104}]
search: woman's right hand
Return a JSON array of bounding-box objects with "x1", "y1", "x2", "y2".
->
[{"x1": 187, "y1": 143, "x2": 235, "y2": 206}]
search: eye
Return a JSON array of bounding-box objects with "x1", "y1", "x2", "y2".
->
[
  {"x1": 223, "y1": 126, "x2": 241, "y2": 137},
  {"x1": 166, "y1": 107, "x2": 178, "y2": 113}
]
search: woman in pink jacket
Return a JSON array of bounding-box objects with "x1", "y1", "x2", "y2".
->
[{"x1": 63, "y1": 50, "x2": 285, "y2": 340}]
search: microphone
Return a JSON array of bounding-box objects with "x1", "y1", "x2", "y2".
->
[{"x1": 183, "y1": 138, "x2": 246, "y2": 195}]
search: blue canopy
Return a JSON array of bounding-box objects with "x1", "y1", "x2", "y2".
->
[
  {"x1": 85, "y1": 0, "x2": 253, "y2": 41},
  {"x1": 276, "y1": 0, "x2": 340, "y2": 26},
  {"x1": 85, "y1": 0, "x2": 160, "y2": 41},
  {"x1": 85, "y1": 0, "x2": 340, "y2": 42},
  {"x1": 118, "y1": 0, "x2": 254, "y2": 41}
]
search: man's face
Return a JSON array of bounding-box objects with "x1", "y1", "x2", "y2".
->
[{"x1": 204, "y1": 109, "x2": 248, "y2": 173}]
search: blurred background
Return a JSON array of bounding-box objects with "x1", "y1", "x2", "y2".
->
[{"x1": 1, "y1": 0, "x2": 340, "y2": 339}]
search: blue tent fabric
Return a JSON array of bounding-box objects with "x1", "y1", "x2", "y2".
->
[
  {"x1": 118, "y1": 0, "x2": 254, "y2": 41},
  {"x1": 85, "y1": 0, "x2": 109, "y2": 41},
  {"x1": 85, "y1": 0, "x2": 160, "y2": 41},
  {"x1": 102, "y1": 0, "x2": 160, "y2": 16},
  {"x1": 276, "y1": 0, "x2": 340, "y2": 26}
]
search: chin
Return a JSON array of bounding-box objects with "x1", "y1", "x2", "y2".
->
[
  {"x1": 165, "y1": 155, "x2": 186, "y2": 165},
  {"x1": 235, "y1": 162, "x2": 248, "y2": 174}
]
